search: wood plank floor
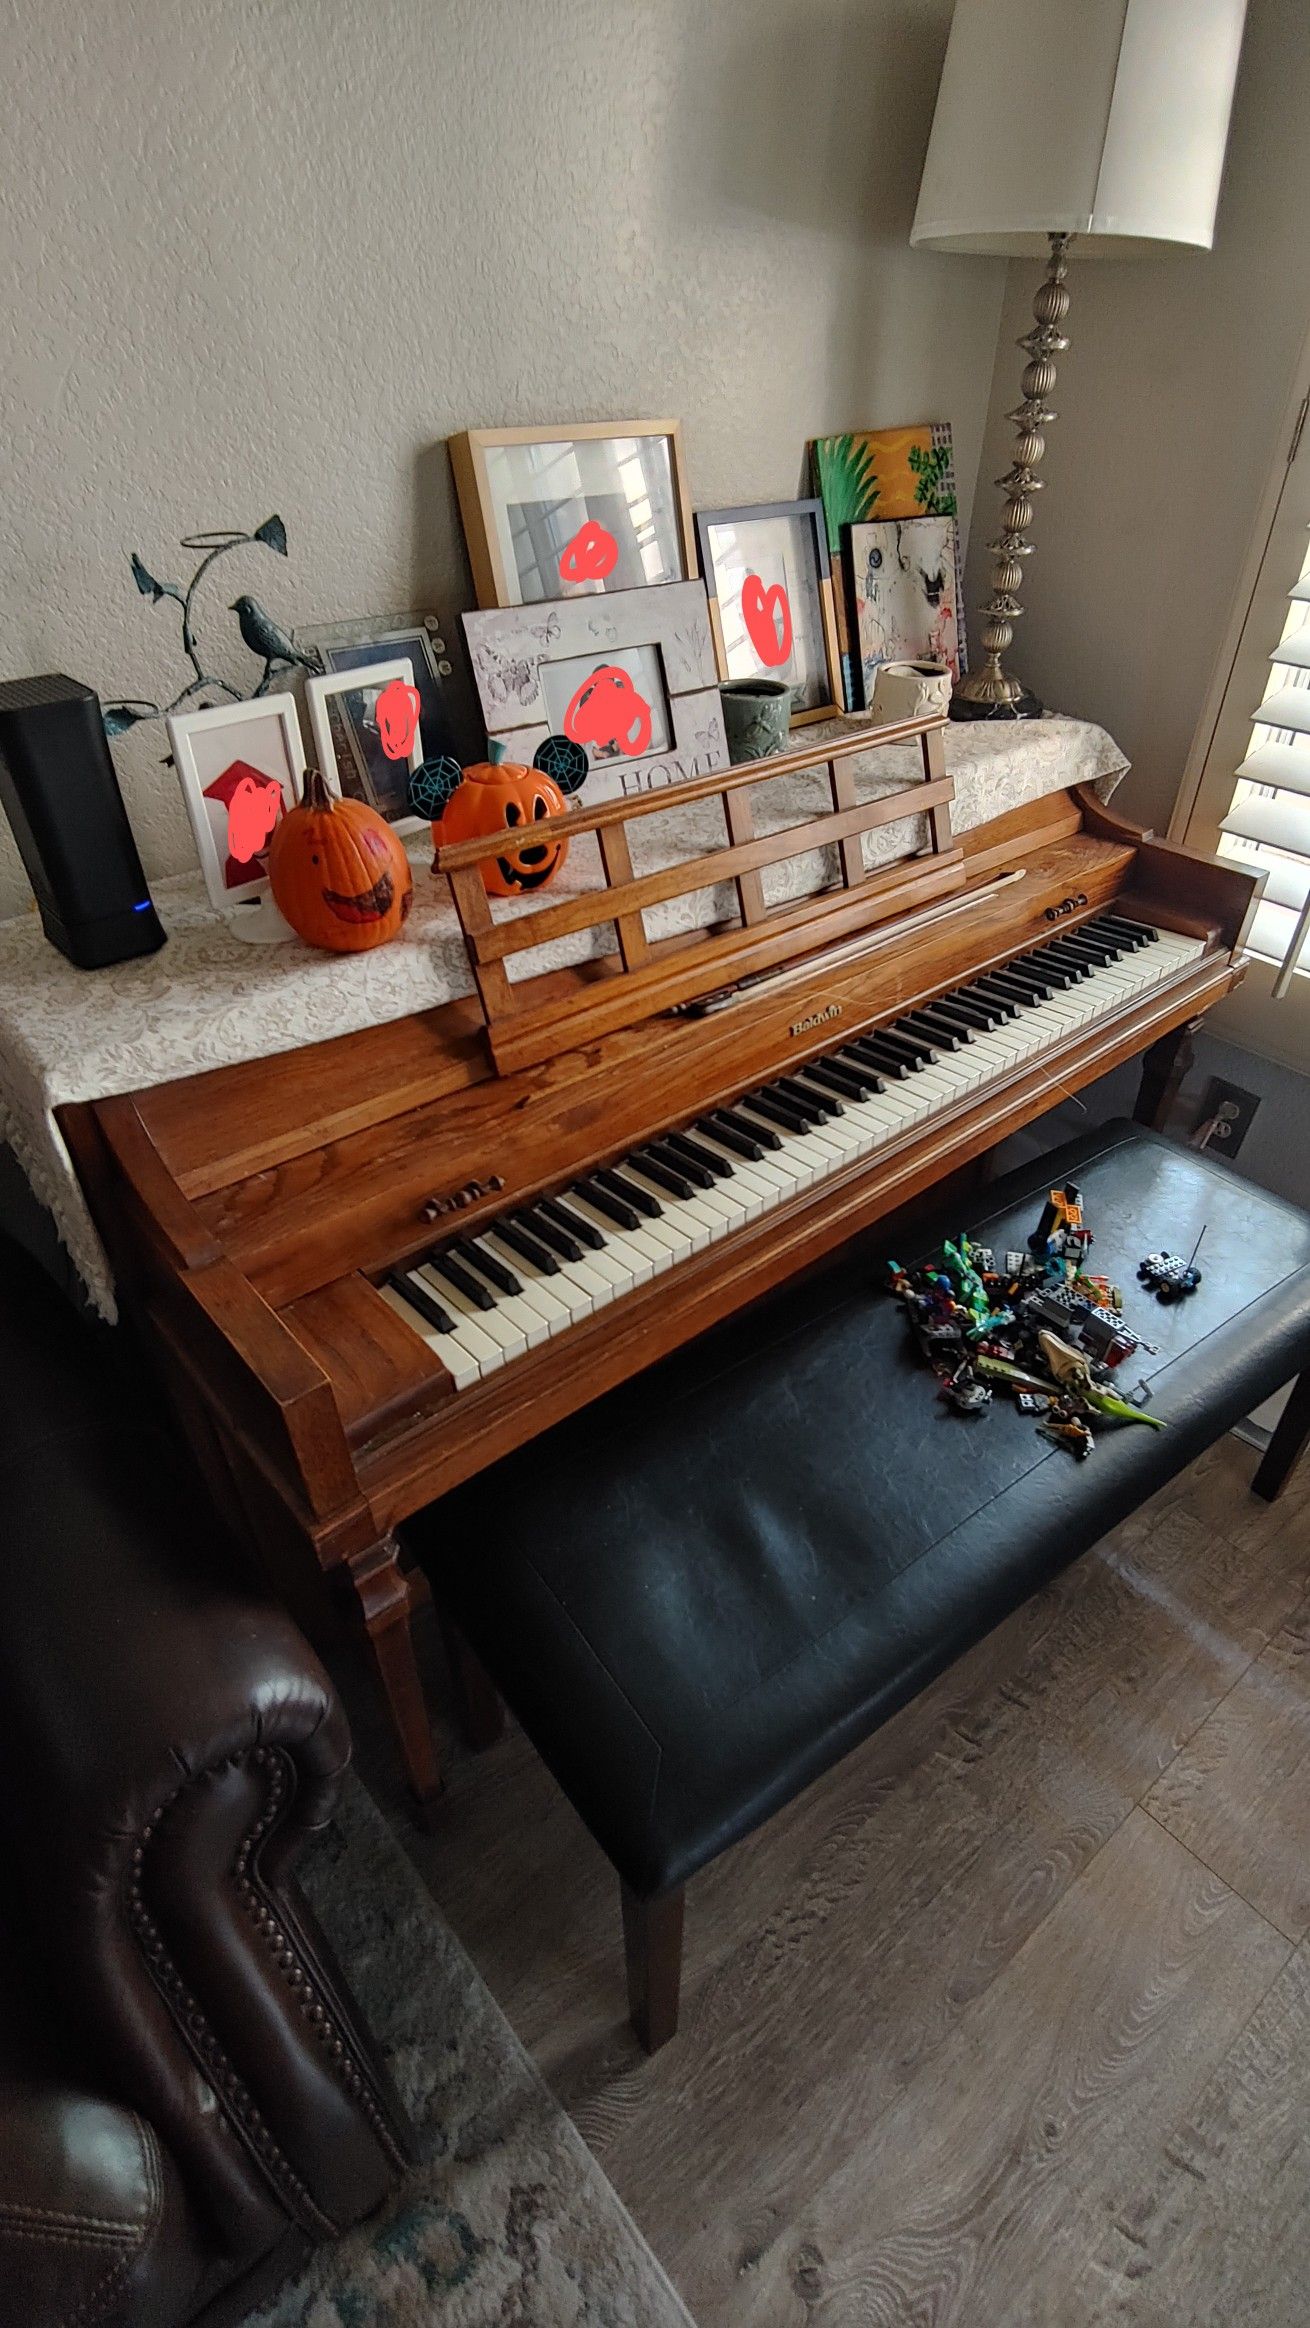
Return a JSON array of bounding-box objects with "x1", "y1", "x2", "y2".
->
[{"x1": 347, "y1": 1435, "x2": 1310, "y2": 2326}]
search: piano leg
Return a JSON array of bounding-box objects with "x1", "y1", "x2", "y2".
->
[
  {"x1": 347, "y1": 1535, "x2": 442, "y2": 1808},
  {"x1": 1252, "y1": 1369, "x2": 1310, "y2": 1503},
  {"x1": 1134, "y1": 1015, "x2": 1201, "y2": 1132}
]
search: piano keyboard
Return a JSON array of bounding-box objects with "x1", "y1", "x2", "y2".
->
[{"x1": 379, "y1": 917, "x2": 1205, "y2": 1390}]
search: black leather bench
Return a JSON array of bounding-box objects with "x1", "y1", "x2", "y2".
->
[{"x1": 407, "y1": 1122, "x2": 1310, "y2": 2049}]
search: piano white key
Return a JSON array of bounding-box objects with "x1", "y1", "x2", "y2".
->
[
  {"x1": 416, "y1": 1265, "x2": 524, "y2": 1365},
  {"x1": 560, "y1": 1252, "x2": 621, "y2": 1311},
  {"x1": 378, "y1": 1281, "x2": 482, "y2": 1391},
  {"x1": 567, "y1": 1191, "x2": 675, "y2": 1277},
  {"x1": 623, "y1": 1162, "x2": 721, "y2": 1249},
  {"x1": 691, "y1": 1173, "x2": 762, "y2": 1229},
  {"x1": 399, "y1": 1273, "x2": 506, "y2": 1378},
  {"x1": 481, "y1": 1233, "x2": 581, "y2": 1327},
  {"x1": 458, "y1": 1246, "x2": 554, "y2": 1347},
  {"x1": 570, "y1": 1231, "x2": 646, "y2": 1293},
  {"x1": 735, "y1": 1106, "x2": 823, "y2": 1183},
  {"x1": 703, "y1": 1129, "x2": 809, "y2": 1199}
]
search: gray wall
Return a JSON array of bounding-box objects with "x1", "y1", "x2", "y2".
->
[
  {"x1": 0, "y1": 0, "x2": 1006, "y2": 920},
  {"x1": 966, "y1": 0, "x2": 1310, "y2": 836}
]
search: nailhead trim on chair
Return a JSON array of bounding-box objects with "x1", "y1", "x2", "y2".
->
[
  {"x1": 231, "y1": 1753, "x2": 407, "y2": 2173},
  {"x1": 126, "y1": 1747, "x2": 404, "y2": 2238}
]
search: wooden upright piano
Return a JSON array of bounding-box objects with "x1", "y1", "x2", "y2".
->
[{"x1": 62, "y1": 715, "x2": 1264, "y2": 1803}]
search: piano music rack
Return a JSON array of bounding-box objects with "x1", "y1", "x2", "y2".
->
[{"x1": 436, "y1": 712, "x2": 958, "y2": 1074}]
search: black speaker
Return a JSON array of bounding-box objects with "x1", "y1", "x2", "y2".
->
[{"x1": 0, "y1": 674, "x2": 166, "y2": 968}]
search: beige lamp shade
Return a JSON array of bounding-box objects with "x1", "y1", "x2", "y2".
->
[{"x1": 911, "y1": 0, "x2": 1247, "y2": 257}]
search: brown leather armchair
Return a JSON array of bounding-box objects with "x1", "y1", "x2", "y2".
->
[{"x1": 0, "y1": 1238, "x2": 412, "y2": 2325}]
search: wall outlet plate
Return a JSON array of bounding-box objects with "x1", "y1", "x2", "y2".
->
[{"x1": 1193, "y1": 1077, "x2": 1261, "y2": 1159}]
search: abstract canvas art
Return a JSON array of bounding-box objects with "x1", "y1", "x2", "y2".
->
[
  {"x1": 848, "y1": 517, "x2": 960, "y2": 700},
  {"x1": 810, "y1": 423, "x2": 966, "y2": 705}
]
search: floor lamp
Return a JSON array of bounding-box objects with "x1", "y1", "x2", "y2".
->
[{"x1": 911, "y1": 0, "x2": 1247, "y2": 720}]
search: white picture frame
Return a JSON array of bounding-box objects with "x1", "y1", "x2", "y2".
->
[
  {"x1": 306, "y1": 658, "x2": 425, "y2": 838},
  {"x1": 167, "y1": 693, "x2": 316, "y2": 944},
  {"x1": 462, "y1": 581, "x2": 728, "y2": 803},
  {"x1": 294, "y1": 611, "x2": 459, "y2": 823},
  {"x1": 847, "y1": 516, "x2": 961, "y2": 706}
]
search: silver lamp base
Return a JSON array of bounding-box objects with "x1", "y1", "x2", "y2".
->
[{"x1": 951, "y1": 229, "x2": 1070, "y2": 724}]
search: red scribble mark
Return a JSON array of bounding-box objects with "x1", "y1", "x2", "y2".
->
[
  {"x1": 375, "y1": 676, "x2": 421, "y2": 761},
  {"x1": 563, "y1": 665, "x2": 653, "y2": 758},
  {"x1": 741, "y1": 574, "x2": 793, "y2": 668},
  {"x1": 558, "y1": 520, "x2": 619, "y2": 585},
  {"x1": 203, "y1": 758, "x2": 283, "y2": 889}
]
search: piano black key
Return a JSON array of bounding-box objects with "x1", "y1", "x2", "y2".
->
[
  {"x1": 829, "y1": 1050, "x2": 885, "y2": 1095},
  {"x1": 775, "y1": 1076, "x2": 840, "y2": 1122},
  {"x1": 539, "y1": 1195, "x2": 605, "y2": 1250},
  {"x1": 1056, "y1": 930, "x2": 1120, "y2": 964},
  {"x1": 976, "y1": 972, "x2": 1042, "y2": 1006},
  {"x1": 599, "y1": 1166, "x2": 663, "y2": 1219},
  {"x1": 427, "y1": 1250, "x2": 497, "y2": 1311},
  {"x1": 633, "y1": 1148, "x2": 694, "y2": 1200},
  {"x1": 856, "y1": 1030, "x2": 926, "y2": 1071},
  {"x1": 803, "y1": 1058, "x2": 874, "y2": 1101},
  {"x1": 716, "y1": 1105, "x2": 782, "y2": 1152},
  {"x1": 746, "y1": 1088, "x2": 814, "y2": 1134},
  {"x1": 578, "y1": 1175, "x2": 641, "y2": 1230},
  {"x1": 882, "y1": 1022, "x2": 939, "y2": 1061},
  {"x1": 457, "y1": 1238, "x2": 522, "y2": 1296},
  {"x1": 846, "y1": 1033, "x2": 907, "y2": 1075},
  {"x1": 523, "y1": 1205, "x2": 583, "y2": 1262},
  {"x1": 903, "y1": 1009, "x2": 967, "y2": 1048},
  {"x1": 933, "y1": 994, "x2": 999, "y2": 1031},
  {"x1": 1038, "y1": 943, "x2": 1096, "y2": 977},
  {"x1": 389, "y1": 1272, "x2": 456, "y2": 1337},
  {"x1": 702, "y1": 1112, "x2": 766, "y2": 1161},
  {"x1": 958, "y1": 981, "x2": 1018, "y2": 1019},
  {"x1": 995, "y1": 963, "x2": 1054, "y2": 998},
  {"x1": 1092, "y1": 914, "x2": 1152, "y2": 948},
  {"x1": 847, "y1": 1035, "x2": 910, "y2": 1079},
  {"x1": 495, "y1": 1218, "x2": 561, "y2": 1275},
  {"x1": 646, "y1": 1138, "x2": 709, "y2": 1190},
  {"x1": 667, "y1": 1129, "x2": 733, "y2": 1180},
  {"x1": 1014, "y1": 953, "x2": 1077, "y2": 989}
]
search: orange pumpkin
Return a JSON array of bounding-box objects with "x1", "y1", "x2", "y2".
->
[
  {"x1": 433, "y1": 760, "x2": 568, "y2": 899},
  {"x1": 269, "y1": 764, "x2": 413, "y2": 952}
]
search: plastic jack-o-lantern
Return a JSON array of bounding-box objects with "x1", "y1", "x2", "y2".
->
[
  {"x1": 410, "y1": 736, "x2": 589, "y2": 900},
  {"x1": 268, "y1": 764, "x2": 413, "y2": 952}
]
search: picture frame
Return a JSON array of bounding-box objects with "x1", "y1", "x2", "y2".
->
[
  {"x1": 694, "y1": 499, "x2": 841, "y2": 726},
  {"x1": 449, "y1": 421, "x2": 696, "y2": 609},
  {"x1": 847, "y1": 515, "x2": 961, "y2": 706},
  {"x1": 166, "y1": 692, "x2": 314, "y2": 944},
  {"x1": 305, "y1": 658, "x2": 426, "y2": 837},
  {"x1": 293, "y1": 611, "x2": 457, "y2": 825},
  {"x1": 810, "y1": 422, "x2": 967, "y2": 707},
  {"x1": 462, "y1": 580, "x2": 729, "y2": 802}
]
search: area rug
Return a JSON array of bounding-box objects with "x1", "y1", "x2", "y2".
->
[{"x1": 245, "y1": 1777, "x2": 694, "y2": 2328}]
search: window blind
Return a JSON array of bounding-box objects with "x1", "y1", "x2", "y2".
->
[{"x1": 1218, "y1": 524, "x2": 1310, "y2": 995}]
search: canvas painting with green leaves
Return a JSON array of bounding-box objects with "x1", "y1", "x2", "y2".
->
[{"x1": 810, "y1": 423, "x2": 967, "y2": 707}]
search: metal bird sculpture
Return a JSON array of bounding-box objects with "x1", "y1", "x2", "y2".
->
[{"x1": 229, "y1": 594, "x2": 321, "y2": 682}]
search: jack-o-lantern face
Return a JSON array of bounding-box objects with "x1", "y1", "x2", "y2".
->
[
  {"x1": 268, "y1": 766, "x2": 413, "y2": 952},
  {"x1": 433, "y1": 761, "x2": 569, "y2": 899}
]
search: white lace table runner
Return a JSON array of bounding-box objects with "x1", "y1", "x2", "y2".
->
[{"x1": 0, "y1": 713, "x2": 1126, "y2": 1317}]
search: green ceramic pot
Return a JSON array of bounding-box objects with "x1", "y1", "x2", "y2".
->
[{"x1": 720, "y1": 677, "x2": 793, "y2": 764}]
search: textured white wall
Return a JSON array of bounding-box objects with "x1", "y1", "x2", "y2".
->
[
  {"x1": 966, "y1": 0, "x2": 1310, "y2": 834},
  {"x1": 0, "y1": 0, "x2": 1005, "y2": 919}
]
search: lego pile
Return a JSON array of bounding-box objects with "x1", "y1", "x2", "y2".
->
[{"x1": 887, "y1": 1182, "x2": 1169, "y2": 1461}]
